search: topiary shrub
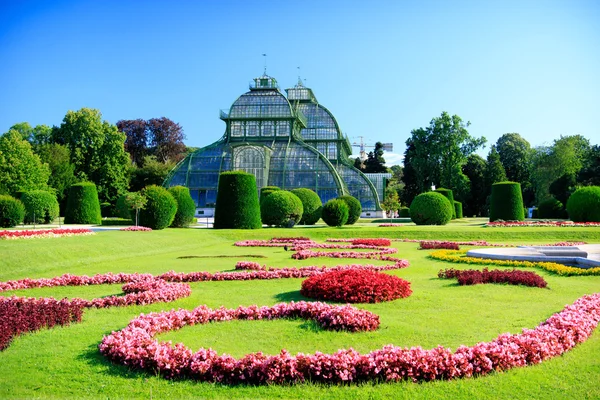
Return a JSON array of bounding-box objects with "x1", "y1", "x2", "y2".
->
[
  {"x1": 260, "y1": 186, "x2": 280, "y2": 204},
  {"x1": 290, "y1": 188, "x2": 322, "y2": 225},
  {"x1": 138, "y1": 185, "x2": 177, "y2": 230},
  {"x1": 566, "y1": 186, "x2": 600, "y2": 222},
  {"x1": 0, "y1": 195, "x2": 25, "y2": 228},
  {"x1": 454, "y1": 201, "x2": 463, "y2": 219},
  {"x1": 537, "y1": 197, "x2": 566, "y2": 219},
  {"x1": 214, "y1": 171, "x2": 262, "y2": 229},
  {"x1": 321, "y1": 199, "x2": 349, "y2": 227},
  {"x1": 337, "y1": 195, "x2": 361, "y2": 225},
  {"x1": 398, "y1": 207, "x2": 410, "y2": 218},
  {"x1": 168, "y1": 186, "x2": 197, "y2": 228},
  {"x1": 489, "y1": 182, "x2": 524, "y2": 222},
  {"x1": 260, "y1": 191, "x2": 303, "y2": 227},
  {"x1": 409, "y1": 192, "x2": 453, "y2": 225},
  {"x1": 434, "y1": 188, "x2": 456, "y2": 219},
  {"x1": 21, "y1": 190, "x2": 59, "y2": 224},
  {"x1": 65, "y1": 182, "x2": 102, "y2": 224}
]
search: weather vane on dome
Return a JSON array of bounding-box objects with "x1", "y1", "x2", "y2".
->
[
  {"x1": 297, "y1": 66, "x2": 303, "y2": 86},
  {"x1": 262, "y1": 54, "x2": 267, "y2": 75}
]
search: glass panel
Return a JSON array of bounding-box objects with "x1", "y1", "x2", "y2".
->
[
  {"x1": 246, "y1": 121, "x2": 258, "y2": 137},
  {"x1": 231, "y1": 121, "x2": 243, "y2": 137},
  {"x1": 261, "y1": 121, "x2": 274, "y2": 136},
  {"x1": 276, "y1": 121, "x2": 290, "y2": 136}
]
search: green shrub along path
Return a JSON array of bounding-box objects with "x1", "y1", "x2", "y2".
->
[{"x1": 0, "y1": 226, "x2": 599, "y2": 399}]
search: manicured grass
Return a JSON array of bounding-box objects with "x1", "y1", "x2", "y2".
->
[{"x1": 0, "y1": 226, "x2": 599, "y2": 399}]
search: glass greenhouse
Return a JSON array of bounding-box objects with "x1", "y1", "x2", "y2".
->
[{"x1": 164, "y1": 74, "x2": 385, "y2": 217}]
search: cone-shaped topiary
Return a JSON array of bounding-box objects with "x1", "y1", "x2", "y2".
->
[
  {"x1": 454, "y1": 201, "x2": 463, "y2": 219},
  {"x1": 260, "y1": 186, "x2": 280, "y2": 204},
  {"x1": 410, "y1": 192, "x2": 453, "y2": 225},
  {"x1": 168, "y1": 186, "x2": 197, "y2": 227},
  {"x1": 321, "y1": 199, "x2": 349, "y2": 227},
  {"x1": 64, "y1": 182, "x2": 102, "y2": 224},
  {"x1": 0, "y1": 195, "x2": 25, "y2": 228},
  {"x1": 290, "y1": 188, "x2": 322, "y2": 225},
  {"x1": 21, "y1": 190, "x2": 60, "y2": 224},
  {"x1": 138, "y1": 185, "x2": 177, "y2": 230},
  {"x1": 337, "y1": 195, "x2": 361, "y2": 225},
  {"x1": 538, "y1": 197, "x2": 567, "y2": 219},
  {"x1": 489, "y1": 181, "x2": 524, "y2": 222},
  {"x1": 260, "y1": 191, "x2": 303, "y2": 227},
  {"x1": 214, "y1": 171, "x2": 262, "y2": 229},
  {"x1": 566, "y1": 186, "x2": 600, "y2": 222},
  {"x1": 434, "y1": 188, "x2": 456, "y2": 219}
]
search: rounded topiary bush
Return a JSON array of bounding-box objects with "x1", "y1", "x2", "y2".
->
[
  {"x1": 409, "y1": 192, "x2": 453, "y2": 225},
  {"x1": 138, "y1": 185, "x2": 177, "y2": 230},
  {"x1": 434, "y1": 188, "x2": 456, "y2": 219},
  {"x1": 321, "y1": 199, "x2": 349, "y2": 227},
  {"x1": 21, "y1": 190, "x2": 59, "y2": 224},
  {"x1": 168, "y1": 186, "x2": 197, "y2": 227},
  {"x1": 566, "y1": 186, "x2": 600, "y2": 222},
  {"x1": 260, "y1": 191, "x2": 304, "y2": 227},
  {"x1": 300, "y1": 269, "x2": 412, "y2": 303},
  {"x1": 454, "y1": 201, "x2": 463, "y2": 219},
  {"x1": 398, "y1": 207, "x2": 410, "y2": 218},
  {"x1": 337, "y1": 195, "x2": 361, "y2": 225},
  {"x1": 214, "y1": 171, "x2": 262, "y2": 229},
  {"x1": 0, "y1": 195, "x2": 25, "y2": 228},
  {"x1": 260, "y1": 186, "x2": 280, "y2": 204},
  {"x1": 290, "y1": 188, "x2": 322, "y2": 225},
  {"x1": 489, "y1": 182, "x2": 524, "y2": 222},
  {"x1": 64, "y1": 182, "x2": 102, "y2": 224},
  {"x1": 537, "y1": 197, "x2": 566, "y2": 219}
]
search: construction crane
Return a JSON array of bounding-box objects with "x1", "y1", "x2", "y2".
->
[{"x1": 351, "y1": 136, "x2": 393, "y2": 162}]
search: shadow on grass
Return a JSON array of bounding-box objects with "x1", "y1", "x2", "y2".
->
[
  {"x1": 274, "y1": 290, "x2": 308, "y2": 302},
  {"x1": 77, "y1": 343, "x2": 152, "y2": 380},
  {"x1": 177, "y1": 254, "x2": 267, "y2": 259}
]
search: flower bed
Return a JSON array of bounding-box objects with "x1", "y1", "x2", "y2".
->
[
  {"x1": 120, "y1": 226, "x2": 152, "y2": 231},
  {"x1": 0, "y1": 228, "x2": 95, "y2": 240},
  {"x1": 429, "y1": 250, "x2": 600, "y2": 276},
  {"x1": 351, "y1": 238, "x2": 391, "y2": 246},
  {"x1": 438, "y1": 268, "x2": 548, "y2": 288},
  {"x1": 99, "y1": 293, "x2": 600, "y2": 384},
  {"x1": 301, "y1": 269, "x2": 412, "y2": 303},
  {"x1": 419, "y1": 241, "x2": 460, "y2": 250},
  {"x1": 486, "y1": 221, "x2": 600, "y2": 227},
  {"x1": 378, "y1": 223, "x2": 403, "y2": 227}
]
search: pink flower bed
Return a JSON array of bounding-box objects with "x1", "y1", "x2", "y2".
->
[
  {"x1": 0, "y1": 228, "x2": 95, "y2": 240},
  {"x1": 120, "y1": 226, "x2": 152, "y2": 231},
  {"x1": 351, "y1": 238, "x2": 391, "y2": 246},
  {"x1": 487, "y1": 221, "x2": 600, "y2": 227},
  {"x1": 301, "y1": 269, "x2": 412, "y2": 303},
  {"x1": 438, "y1": 268, "x2": 548, "y2": 288},
  {"x1": 98, "y1": 293, "x2": 600, "y2": 384},
  {"x1": 379, "y1": 223, "x2": 403, "y2": 227},
  {"x1": 419, "y1": 241, "x2": 460, "y2": 250}
]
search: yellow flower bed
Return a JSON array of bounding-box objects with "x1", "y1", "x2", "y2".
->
[{"x1": 428, "y1": 250, "x2": 600, "y2": 276}]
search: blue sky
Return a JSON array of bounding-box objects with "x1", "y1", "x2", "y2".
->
[{"x1": 1, "y1": 0, "x2": 598, "y2": 165}]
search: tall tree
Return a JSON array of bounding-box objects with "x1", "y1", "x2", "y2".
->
[
  {"x1": 9, "y1": 122, "x2": 54, "y2": 146},
  {"x1": 400, "y1": 141, "x2": 421, "y2": 206},
  {"x1": 495, "y1": 133, "x2": 531, "y2": 184},
  {"x1": 363, "y1": 142, "x2": 388, "y2": 173},
  {"x1": 0, "y1": 129, "x2": 50, "y2": 195},
  {"x1": 462, "y1": 154, "x2": 487, "y2": 217},
  {"x1": 485, "y1": 145, "x2": 507, "y2": 188},
  {"x1": 578, "y1": 145, "x2": 600, "y2": 186},
  {"x1": 129, "y1": 155, "x2": 175, "y2": 192},
  {"x1": 34, "y1": 143, "x2": 76, "y2": 205},
  {"x1": 147, "y1": 117, "x2": 186, "y2": 163},
  {"x1": 116, "y1": 119, "x2": 148, "y2": 166}
]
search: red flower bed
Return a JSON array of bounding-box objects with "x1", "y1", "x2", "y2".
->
[
  {"x1": 301, "y1": 269, "x2": 412, "y2": 303},
  {"x1": 351, "y1": 238, "x2": 391, "y2": 246},
  {"x1": 0, "y1": 296, "x2": 84, "y2": 350},
  {"x1": 419, "y1": 241, "x2": 460, "y2": 250},
  {"x1": 438, "y1": 268, "x2": 547, "y2": 288},
  {"x1": 120, "y1": 226, "x2": 152, "y2": 231},
  {"x1": 0, "y1": 228, "x2": 94, "y2": 240}
]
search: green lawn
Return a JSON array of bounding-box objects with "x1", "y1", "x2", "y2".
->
[{"x1": 0, "y1": 225, "x2": 599, "y2": 399}]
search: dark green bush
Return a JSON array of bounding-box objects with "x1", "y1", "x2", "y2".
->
[
  {"x1": 100, "y1": 218, "x2": 132, "y2": 226},
  {"x1": 531, "y1": 208, "x2": 538, "y2": 219},
  {"x1": 21, "y1": 190, "x2": 59, "y2": 224},
  {"x1": 100, "y1": 202, "x2": 112, "y2": 218},
  {"x1": 0, "y1": 195, "x2": 25, "y2": 228},
  {"x1": 489, "y1": 182, "x2": 524, "y2": 222},
  {"x1": 337, "y1": 195, "x2": 361, "y2": 225},
  {"x1": 168, "y1": 186, "x2": 197, "y2": 227},
  {"x1": 454, "y1": 201, "x2": 463, "y2": 219},
  {"x1": 566, "y1": 186, "x2": 600, "y2": 222},
  {"x1": 434, "y1": 188, "x2": 456, "y2": 219},
  {"x1": 115, "y1": 194, "x2": 133, "y2": 219},
  {"x1": 409, "y1": 192, "x2": 453, "y2": 225},
  {"x1": 260, "y1": 191, "x2": 303, "y2": 227},
  {"x1": 260, "y1": 186, "x2": 280, "y2": 204},
  {"x1": 537, "y1": 198, "x2": 566, "y2": 219},
  {"x1": 399, "y1": 207, "x2": 410, "y2": 218},
  {"x1": 214, "y1": 171, "x2": 262, "y2": 229},
  {"x1": 64, "y1": 182, "x2": 102, "y2": 224},
  {"x1": 138, "y1": 185, "x2": 177, "y2": 230},
  {"x1": 321, "y1": 199, "x2": 349, "y2": 227},
  {"x1": 290, "y1": 188, "x2": 322, "y2": 225}
]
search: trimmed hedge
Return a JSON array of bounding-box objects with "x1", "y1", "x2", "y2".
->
[
  {"x1": 489, "y1": 182, "x2": 524, "y2": 222},
  {"x1": 538, "y1": 197, "x2": 566, "y2": 219},
  {"x1": 409, "y1": 192, "x2": 453, "y2": 225},
  {"x1": 566, "y1": 186, "x2": 600, "y2": 222},
  {"x1": 454, "y1": 201, "x2": 463, "y2": 219},
  {"x1": 260, "y1": 186, "x2": 280, "y2": 204},
  {"x1": 168, "y1": 186, "x2": 197, "y2": 227},
  {"x1": 290, "y1": 188, "x2": 322, "y2": 225},
  {"x1": 64, "y1": 182, "x2": 102, "y2": 224},
  {"x1": 337, "y1": 195, "x2": 361, "y2": 225},
  {"x1": 434, "y1": 188, "x2": 456, "y2": 219},
  {"x1": 260, "y1": 191, "x2": 303, "y2": 227},
  {"x1": 399, "y1": 207, "x2": 410, "y2": 218},
  {"x1": 0, "y1": 195, "x2": 25, "y2": 228},
  {"x1": 138, "y1": 185, "x2": 177, "y2": 230},
  {"x1": 214, "y1": 171, "x2": 262, "y2": 229},
  {"x1": 321, "y1": 199, "x2": 349, "y2": 227},
  {"x1": 21, "y1": 190, "x2": 59, "y2": 224}
]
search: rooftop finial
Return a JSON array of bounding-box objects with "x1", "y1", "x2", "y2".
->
[
  {"x1": 297, "y1": 66, "x2": 303, "y2": 86},
  {"x1": 262, "y1": 53, "x2": 267, "y2": 74}
]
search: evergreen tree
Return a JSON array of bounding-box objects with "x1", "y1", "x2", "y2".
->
[
  {"x1": 485, "y1": 145, "x2": 507, "y2": 191},
  {"x1": 363, "y1": 142, "x2": 387, "y2": 173}
]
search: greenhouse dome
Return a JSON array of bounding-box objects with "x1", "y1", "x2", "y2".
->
[{"x1": 164, "y1": 74, "x2": 385, "y2": 217}]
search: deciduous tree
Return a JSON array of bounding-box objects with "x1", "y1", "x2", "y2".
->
[
  {"x1": 0, "y1": 130, "x2": 50, "y2": 195},
  {"x1": 147, "y1": 117, "x2": 186, "y2": 163}
]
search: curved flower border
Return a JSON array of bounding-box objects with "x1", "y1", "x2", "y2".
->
[
  {"x1": 0, "y1": 228, "x2": 95, "y2": 240},
  {"x1": 99, "y1": 293, "x2": 600, "y2": 384}
]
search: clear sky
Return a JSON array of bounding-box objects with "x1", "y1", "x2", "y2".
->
[{"x1": 1, "y1": 0, "x2": 598, "y2": 165}]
